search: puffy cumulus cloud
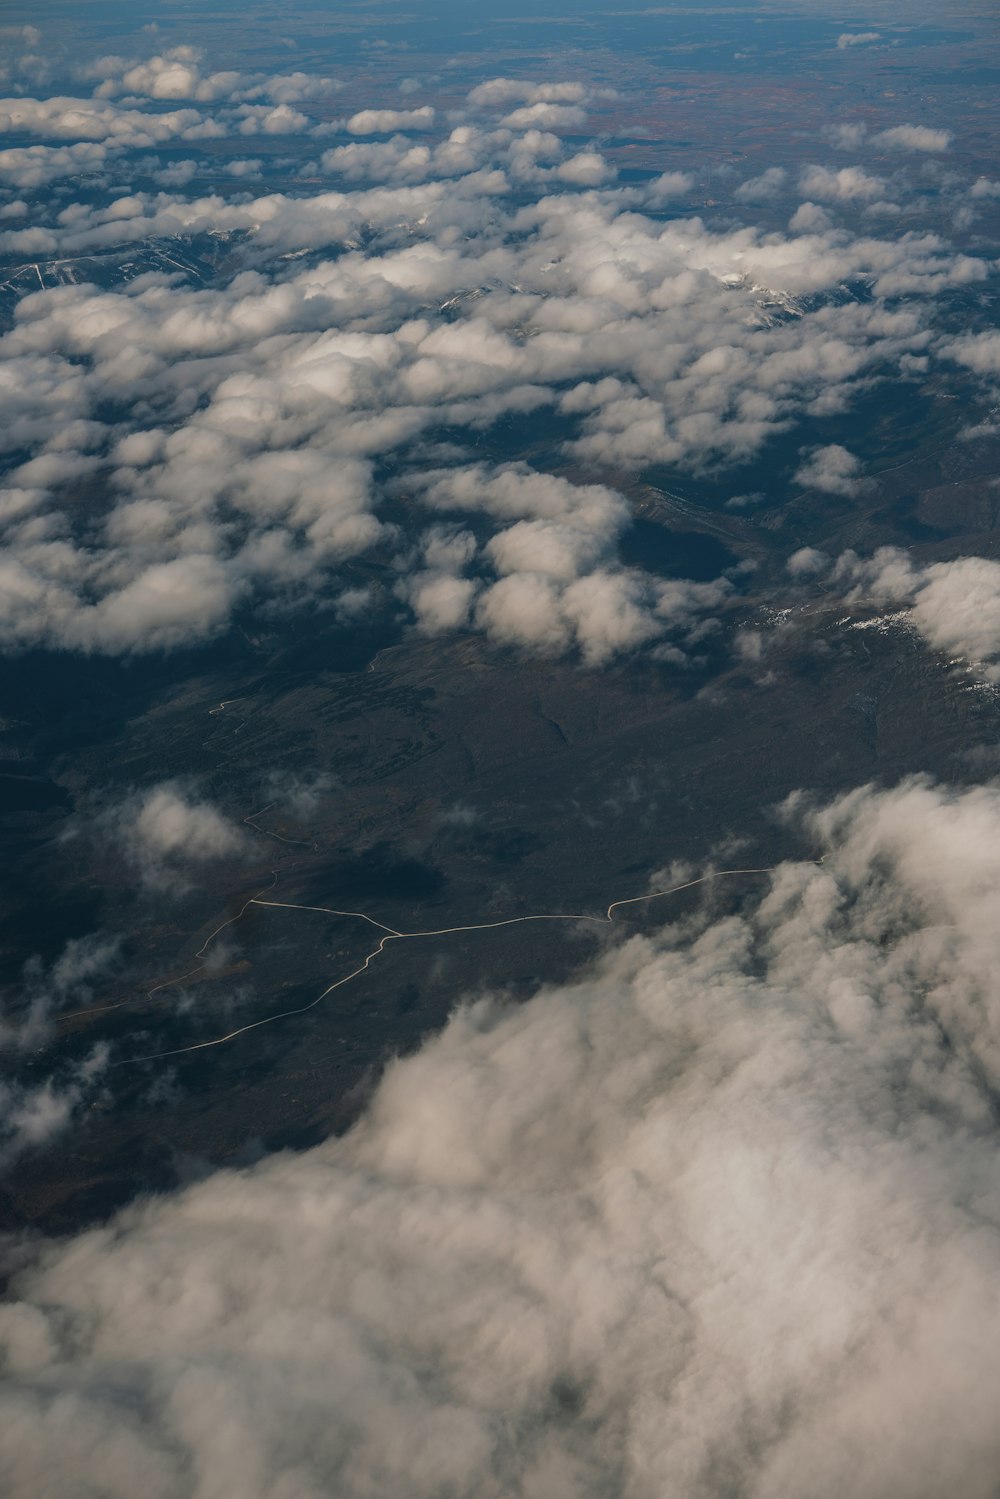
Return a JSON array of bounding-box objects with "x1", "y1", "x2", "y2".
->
[
  {"x1": 837, "y1": 30, "x2": 882, "y2": 47},
  {"x1": 235, "y1": 103, "x2": 310, "y2": 136},
  {"x1": 406, "y1": 572, "x2": 479, "y2": 634},
  {"x1": 824, "y1": 122, "x2": 951, "y2": 155},
  {"x1": 0, "y1": 94, "x2": 219, "y2": 147},
  {"x1": 467, "y1": 78, "x2": 589, "y2": 108},
  {"x1": 415, "y1": 465, "x2": 628, "y2": 541},
  {"x1": 643, "y1": 169, "x2": 695, "y2": 205},
  {"x1": 8, "y1": 779, "x2": 1000, "y2": 1493},
  {"x1": 0, "y1": 141, "x2": 109, "y2": 189},
  {"x1": 872, "y1": 124, "x2": 953, "y2": 152},
  {"x1": 829, "y1": 548, "x2": 1000, "y2": 679},
  {"x1": 81, "y1": 555, "x2": 241, "y2": 654},
  {"x1": 735, "y1": 166, "x2": 787, "y2": 202},
  {"x1": 0, "y1": 1046, "x2": 108, "y2": 1172},
  {"x1": 2, "y1": 934, "x2": 120, "y2": 1054},
  {"x1": 87, "y1": 46, "x2": 243, "y2": 103},
  {"x1": 263, "y1": 72, "x2": 344, "y2": 106},
  {"x1": 0, "y1": 547, "x2": 244, "y2": 657},
  {"x1": 941, "y1": 329, "x2": 1000, "y2": 374},
  {"x1": 317, "y1": 124, "x2": 605, "y2": 189},
  {"x1": 793, "y1": 443, "x2": 865, "y2": 495},
  {"x1": 555, "y1": 150, "x2": 615, "y2": 187},
  {"x1": 0, "y1": 120, "x2": 987, "y2": 656},
  {"x1": 909, "y1": 558, "x2": 1000, "y2": 671},
  {"x1": 83, "y1": 47, "x2": 341, "y2": 108},
  {"x1": 0, "y1": 935, "x2": 115, "y2": 1169},
  {"x1": 826, "y1": 122, "x2": 868, "y2": 150},
  {"x1": 346, "y1": 105, "x2": 435, "y2": 135},
  {"x1": 788, "y1": 200, "x2": 832, "y2": 233},
  {"x1": 111, "y1": 784, "x2": 247, "y2": 891},
  {"x1": 473, "y1": 567, "x2": 661, "y2": 665},
  {"x1": 798, "y1": 163, "x2": 886, "y2": 202},
  {"x1": 405, "y1": 466, "x2": 670, "y2": 663},
  {"x1": 499, "y1": 101, "x2": 588, "y2": 131}
]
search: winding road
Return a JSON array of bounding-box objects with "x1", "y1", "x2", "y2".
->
[{"x1": 110, "y1": 861, "x2": 792, "y2": 1067}]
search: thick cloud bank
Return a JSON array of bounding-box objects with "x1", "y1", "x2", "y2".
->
[
  {"x1": 0, "y1": 53, "x2": 992, "y2": 663},
  {"x1": 5, "y1": 777, "x2": 1000, "y2": 1497},
  {"x1": 826, "y1": 547, "x2": 1000, "y2": 679}
]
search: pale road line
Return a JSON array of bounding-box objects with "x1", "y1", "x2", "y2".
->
[
  {"x1": 253, "y1": 898, "x2": 402, "y2": 937},
  {"x1": 243, "y1": 804, "x2": 318, "y2": 850},
  {"x1": 62, "y1": 805, "x2": 307, "y2": 1024},
  {"x1": 60, "y1": 876, "x2": 280, "y2": 1022},
  {"x1": 606, "y1": 866, "x2": 780, "y2": 919},
  {"x1": 111, "y1": 864, "x2": 804, "y2": 1067}
]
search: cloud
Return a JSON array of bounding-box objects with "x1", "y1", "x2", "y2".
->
[
  {"x1": 83, "y1": 47, "x2": 341, "y2": 108},
  {"x1": 109, "y1": 784, "x2": 247, "y2": 891},
  {"x1": 499, "y1": 102, "x2": 587, "y2": 131},
  {"x1": 0, "y1": 89, "x2": 987, "y2": 661},
  {"x1": 555, "y1": 151, "x2": 615, "y2": 187},
  {"x1": 827, "y1": 122, "x2": 868, "y2": 150},
  {"x1": 404, "y1": 466, "x2": 673, "y2": 663},
  {"x1": 467, "y1": 78, "x2": 588, "y2": 108},
  {"x1": 942, "y1": 330, "x2": 1000, "y2": 374},
  {"x1": 825, "y1": 548, "x2": 1000, "y2": 681},
  {"x1": 0, "y1": 928, "x2": 113, "y2": 1166},
  {"x1": 825, "y1": 122, "x2": 951, "y2": 155},
  {"x1": 735, "y1": 166, "x2": 787, "y2": 202},
  {"x1": 346, "y1": 105, "x2": 435, "y2": 135},
  {"x1": 0, "y1": 94, "x2": 217, "y2": 147},
  {"x1": 788, "y1": 201, "x2": 831, "y2": 232},
  {"x1": 0, "y1": 141, "x2": 109, "y2": 189},
  {"x1": 235, "y1": 103, "x2": 310, "y2": 136},
  {"x1": 798, "y1": 164, "x2": 886, "y2": 202},
  {"x1": 643, "y1": 170, "x2": 694, "y2": 205},
  {"x1": 910, "y1": 558, "x2": 1000, "y2": 669},
  {"x1": 793, "y1": 443, "x2": 865, "y2": 495},
  {"x1": 836, "y1": 31, "x2": 882, "y2": 48},
  {"x1": 0, "y1": 1049, "x2": 108, "y2": 1171},
  {"x1": 89, "y1": 47, "x2": 243, "y2": 103},
  {"x1": 406, "y1": 572, "x2": 479, "y2": 634},
  {"x1": 873, "y1": 125, "x2": 953, "y2": 153},
  {"x1": 7, "y1": 779, "x2": 1000, "y2": 1492},
  {"x1": 2, "y1": 934, "x2": 120, "y2": 1053}
]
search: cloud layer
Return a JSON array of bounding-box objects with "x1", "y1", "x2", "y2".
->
[
  {"x1": 0, "y1": 46, "x2": 994, "y2": 666},
  {"x1": 0, "y1": 154, "x2": 985, "y2": 660},
  {"x1": 5, "y1": 778, "x2": 1000, "y2": 1495}
]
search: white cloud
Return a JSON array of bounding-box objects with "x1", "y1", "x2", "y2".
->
[
  {"x1": 235, "y1": 103, "x2": 310, "y2": 136},
  {"x1": 788, "y1": 201, "x2": 832, "y2": 233},
  {"x1": 0, "y1": 94, "x2": 986, "y2": 660},
  {"x1": 346, "y1": 105, "x2": 435, "y2": 135},
  {"x1": 873, "y1": 125, "x2": 953, "y2": 153},
  {"x1": 828, "y1": 548, "x2": 1000, "y2": 681},
  {"x1": 798, "y1": 164, "x2": 886, "y2": 202},
  {"x1": 499, "y1": 102, "x2": 587, "y2": 131},
  {"x1": 0, "y1": 141, "x2": 109, "y2": 188},
  {"x1": 735, "y1": 166, "x2": 787, "y2": 202},
  {"x1": 0, "y1": 94, "x2": 216, "y2": 147},
  {"x1": 407, "y1": 572, "x2": 478, "y2": 633},
  {"x1": 0, "y1": 1058, "x2": 106, "y2": 1169},
  {"x1": 467, "y1": 78, "x2": 588, "y2": 108},
  {"x1": 83, "y1": 47, "x2": 341, "y2": 108},
  {"x1": 110, "y1": 784, "x2": 247, "y2": 891},
  {"x1": 794, "y1": 444, "x2": 865, "y2": 495},
  {"x1": 837, "y1": 31, "x2": 882, "y2": 48},
  {"x1": 7, "y1": 781, "x2": 1000, "y2": 1492}
]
